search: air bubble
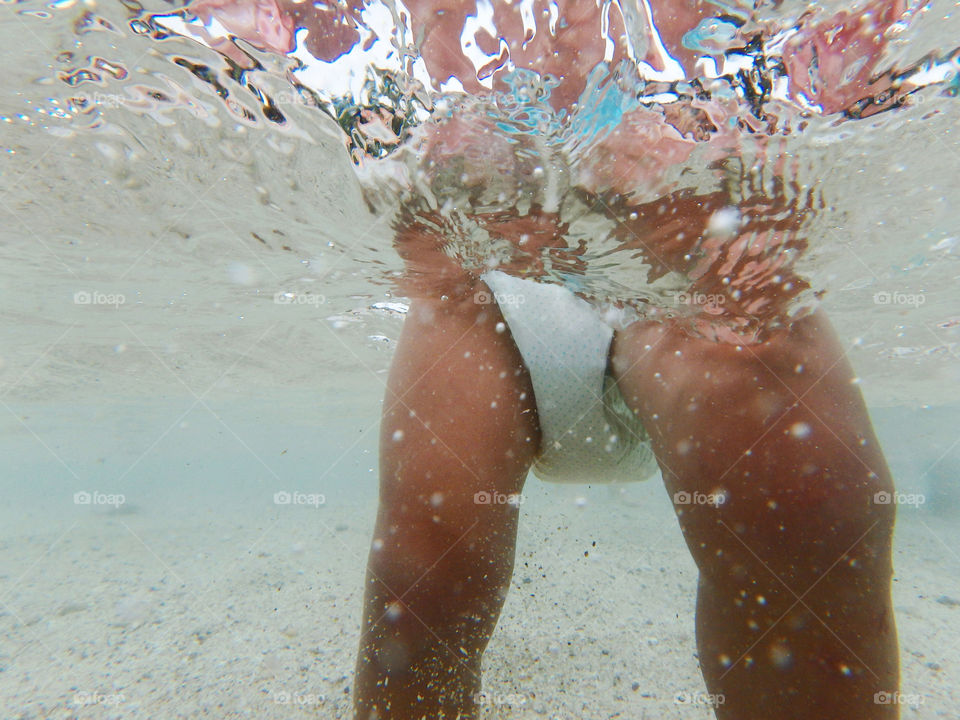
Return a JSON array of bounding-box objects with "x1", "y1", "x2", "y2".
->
[
  {"x1": 707, "y1": 207, "x2": 741, "y2": 238},
  {"x1": 769, "y1": 643, "x2": 792, "y2": 669}
]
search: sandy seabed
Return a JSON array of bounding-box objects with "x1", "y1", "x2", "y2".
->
[{"x1": 2, "y1": 473, "x2": 958, "y2": 720}]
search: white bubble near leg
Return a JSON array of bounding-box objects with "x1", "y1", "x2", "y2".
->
[
  {"x1": 789, "y1": 422, "x2": 812, "y2": 439},
  {"x1": 768, "y1": 642, "x2": 793, "y2": 669},
  {"x1": 392, "y1": 429, "x2": 405, "y2": 442},
  {"x1": 707, "y1": 207, "x2": 741, "y2": 238}
]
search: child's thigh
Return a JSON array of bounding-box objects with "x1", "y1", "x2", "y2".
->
[
  {"x1": 609, "y1": 313, "x2": 895, "y2": 582},
  {"x1": 379, "y1": 288, "x2": 540, "y2": 522}
]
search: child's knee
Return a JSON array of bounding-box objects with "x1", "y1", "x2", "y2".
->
[{"x1": 673, "y1": 465, "x2": 895, "y2": 592}]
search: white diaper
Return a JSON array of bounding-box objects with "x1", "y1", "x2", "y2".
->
[{"x1": 481, "y1": 270, "x2": 658, "y2": 484}]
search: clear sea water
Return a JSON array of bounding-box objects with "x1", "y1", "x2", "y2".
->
[{"x1": 1, "y1": 1, "x2": 959, "y2": 718}]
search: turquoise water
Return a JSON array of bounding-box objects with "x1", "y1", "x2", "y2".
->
[{"x1": 1, "y1": 1, "x2": 960, "y2": 718}]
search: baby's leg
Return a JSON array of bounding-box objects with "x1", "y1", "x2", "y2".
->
[
  {"x1": 354, "y1": 289, "x2": 539, "y2": 720},
  {"x1": 611, "y1": 312, "x2": 898, "y2": 720}
]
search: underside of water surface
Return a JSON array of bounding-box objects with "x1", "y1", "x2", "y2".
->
[{"x1": 1, "y1": 0, "x2": 959, "y2": 405}]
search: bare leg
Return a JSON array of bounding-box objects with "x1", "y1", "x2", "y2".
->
[
  {"x1": 354, "y1": 290, "x2": 539, "y2": 720},
  {"x1": 611, "y1": 311, "x2": 899, "y2": 719}
]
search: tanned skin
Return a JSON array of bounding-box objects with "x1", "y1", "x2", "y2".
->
[{"x1": 355, "y1": 292, "x2": 898, "y2": 719}]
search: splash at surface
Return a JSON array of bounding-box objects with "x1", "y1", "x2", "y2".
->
[{"x1": 145, "y1": 0, "x2": 955, "y2": 341}]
